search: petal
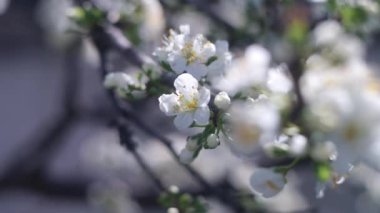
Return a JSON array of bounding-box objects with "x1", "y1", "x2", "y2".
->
[
  {"x1": 245, "y1": 45, "x2": 271, "y2": 70},
  {"x1": 187, "y1": 63, "x2": 208, "y2": 80},
  {"x1": 215, "y1": 40, "x2": 229, "y2": 55},
  {"x1": 249, "y1": 168, "x2": 285, "y2": 198},
  {"x1": 174, "y1": 112, "x2": 194, "y2": 130},
  {"x1": 198, "y1": 87, "x2": 211, "y2": 106},
  {"x1": 179, "y1": 25, "x2": 190, "y2": 35},
  {"x1": 103, "y1": 72, "x2": 134, "y2": 89},
  {"x1": 267, "y1": 67, "x2": 293, "y2": 93},
  {"x1": 158, "y1": 94, "x2": 179, "y2": 116},
  {"x1": 192, "y1": 34, "x2": 204, "y2": 55},
  {"x1": 194, "y1": 107, "x2": 210, "y2": 125},
  {"x1": 201, "y1": 42, "x2": 216, "y2": 60},
  {"x1": 169, "y1": 54, "x2": 187, "y2": 74},
  {"x1": 174, "y1": 73, "x2": 198, "y2": 94}
]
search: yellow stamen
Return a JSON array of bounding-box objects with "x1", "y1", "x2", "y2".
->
[
  {"x1": 182, "y1": 43, "x2": 198, "y2": 64},
  {"x1": 265, "y1": 180, "x2": 280, "y2": 191},
  {"x1": 236, "y1": 125, "x2": 260, "y2": 145},
  {"x1": 343, "y1": 123, "x2": 360, "y2": 143}
]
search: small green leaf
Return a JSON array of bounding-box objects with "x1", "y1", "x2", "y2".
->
[
  {"x1": 205, "y1": 56, "x2": 218, "y2": 66},
  {"x1": 315, "y1": 162, "x2": 331, "y2": 182},
  {"x1": 160, "y1": 61, "x2": 174, "y2": 72},
  {"x1": 286, "y1": 19, "x2": 308, "y2": 46}
]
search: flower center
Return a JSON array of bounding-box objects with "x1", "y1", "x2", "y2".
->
[
  {"x1": 343, "y1": 122, "x2": 360, "y2": 143},
  {"x1": 265, "y1": 180, "x2": 281, "y2": 192},
  {"x1": 367, "y1": 79, "x2": 380, "y2": 93},
  {"x1": 235, "y1": 124, "x2": 261, "y2": 145},
  {"x1": 182, "y1": 43, "x2": 198, "y2": 64},
  {"x1": 178, "y1": 94, "x2": 198, "y2": 112}
]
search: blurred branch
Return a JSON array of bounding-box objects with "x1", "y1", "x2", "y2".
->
[
  {"x1": 173, "y1": 0, "x2": 256, "y2": 44},
  {"x1": 174, "y1": 0, "x2": 236, "y2": 32},
  {"x1": 117, "y1": 120, "x2": 165, "y2": 191}
]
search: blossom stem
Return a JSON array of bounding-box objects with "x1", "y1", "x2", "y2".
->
[
  {"x1": 274, "y1": 157, "x2": 303, "y2": 175},
  {"x1": 117, "y1": 121, "x2": 165, "y2": 191}
]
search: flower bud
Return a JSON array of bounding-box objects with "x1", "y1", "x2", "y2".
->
[
  {"x1": 103, "y1": 72, "x2": 134, "y2": 89},
  {"x1": 167, "y1": 207, "x2": 179, "y2": 213},
  {"x1": 206, "y1": 134, "x2": 219, "y2": 148},
  {"x1": 185, "y1": 138, "x2": 199, "y2": 151},
  {"x1": 288, "y1": 134, "x2": 308, "y2": 157},
  {"x1": 214, "y1": 91, "x2": 231, "y2": 110},
  {"x1": 168, "y1": 185, "x2": 179, "y2": 194},
  {"x1": 179, "y1": 148, "x2": 194, "y2": 164},
  {"x1": 311, "y1": 141, "x2": 337, "y2": 162}
]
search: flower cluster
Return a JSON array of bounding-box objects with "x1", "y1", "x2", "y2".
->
[
  {"x1": 103, "y1": 19, "x2": 380, "y2": 201},
  {"x1": 154, "y1": 25, "x2": 232, "y2": 80},
  {"x1": 301, "y1": 20, "x2": 380, "y2": 195}
]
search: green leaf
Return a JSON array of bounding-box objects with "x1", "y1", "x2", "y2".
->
[
  {"x1": 315, "y1": 162, "x2": 331, "y2": 182},
  {"x1": 160, "y1": 61, "x2": 174, "y2": 72},
  {"x1": 286, "y1": 19, "x2": 308, "y2": 46},
  {"x1": 205, "y1": 56, "x2": 218, "y2": 66},
  {"x1": 339, "y1": 6, "x2": 368, "y2": 29}
]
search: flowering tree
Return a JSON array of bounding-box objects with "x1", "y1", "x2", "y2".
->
[{"x1": 5, "y1": 0, "x2": 380, "y2": 212}]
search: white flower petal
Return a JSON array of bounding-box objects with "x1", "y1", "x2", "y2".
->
[
  {"x1": 201, "y1": 42, "x2": 216, "y2": 60},
  {"x1": 169, "y1": 54, "x2": 187, "y2": 74},
  {"x1": 194, "y1": 107, "x2": 210, "y2": 125},
  {"x1": 179, "y1": 25, "x2": 190, "y2": 35},
  {"x1": 174, "y1": 73, "x2": 198, "y2": 94},
  {"x1": 158, "y1": 94, "x2": 179, "y2": 116},
  {"x1": 198, "y1": 87, "x2": 211, "y2": 106},
  {"x1": 215, "y1": 40, "x2": 229, "y2": 55},
  {"x1": 249, "y1": 168, "x2": 285, "y2": 198},
  {"x1": 245, "y1": 45, "x2": 271, "y2": 68},
  {"x1": 103, "y1": 72, "x2": 134, "y2": 89},
  {"x1": 267, "y1": 67, "x2": 293, "y2": 94},
  {"x1": 187, "y1": 63, "x2": 208, "y2": 79},
  {"x1": 174, "y1": 112, "x2": 194, "y2": 130}
]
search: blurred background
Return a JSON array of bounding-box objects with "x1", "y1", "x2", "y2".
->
[{"x1": 1, "y1": 0, "x2": 380, "y2": 212}]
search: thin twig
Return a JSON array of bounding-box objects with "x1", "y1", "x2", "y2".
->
[{"x1": 117, "y1": 120, "x2": 166, "y2": 191}]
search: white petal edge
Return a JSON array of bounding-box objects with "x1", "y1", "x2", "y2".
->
[
  {"x1": 194, "y1": 107, "x2": 210, "y2": 125},
  {"x1": 174, "y1": 112, "x2": 194, "y2": 130}
]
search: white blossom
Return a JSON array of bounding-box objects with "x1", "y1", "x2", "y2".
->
[
  {"x1": 266, "y1": 66, "x2": 293, "y2": 94},
  {"x1": 158, "y1": 73, "x2": 211, "y2": 130},
  {"x1": 223, "y1": 97, "x2": 280, "y2": 156},
  {"x1": 302, "y1": 21, "x2": 380, "y2": 178},
  {"x1": 312, "y1": 20, "x2": 365, "y2": 61},
  {"x1": 213, "y1": 91, "x2": 231, "y2": 110},
  {"x1": 249, "y1": 168, "x2": 286, "y2": 198},
  {"x1": 214, "y1": 45, "x2": 293, "y2": 114},
  {"x1": 154, "y1": 25, "x2": 231, "y2": 79},
  {"x1": 103, "y1": 72, "x2": 144, "y2": 98},
  {"x1": 215, "y1": 45, "x2": 271, "y2": 95},
  {"x1": 104, "y1": 72, "x2": 135, "y2": 89},
  {"x1": 207, "y1": 40, "x2": 232, "y2": 78}
]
